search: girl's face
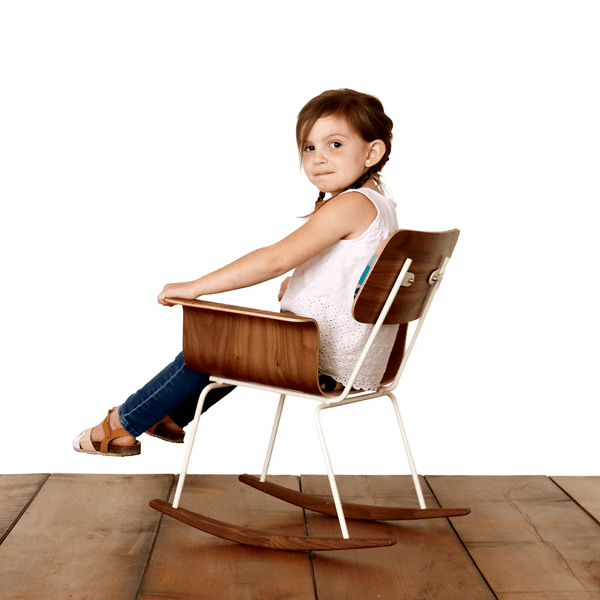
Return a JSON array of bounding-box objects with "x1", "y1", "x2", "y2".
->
[{"x1": 302, "y1": 115, "x2": 374, "y2": 197}]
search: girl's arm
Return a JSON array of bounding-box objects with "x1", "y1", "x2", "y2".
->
[{"x1": 157, "y1": 192, "x2": 377, "y2": 305}]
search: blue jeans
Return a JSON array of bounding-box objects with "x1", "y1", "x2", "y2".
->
[{"x1": 117, "y1": 352, "x2": 234, "y2": 437}]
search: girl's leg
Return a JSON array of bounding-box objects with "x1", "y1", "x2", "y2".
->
[
  {"x1": 168, "y1": 382, "x2": 232, "y2": 428},
  {"x1": 74, "y1": 352, "x2": 235, "y2": 454},
  {"x1": 117, "y1": 352, "x2": 234, "y2": 437}
]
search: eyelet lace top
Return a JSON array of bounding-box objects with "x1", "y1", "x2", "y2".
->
[{"x1": 280, "y1": 187, "x2": 399, "y2": 391}]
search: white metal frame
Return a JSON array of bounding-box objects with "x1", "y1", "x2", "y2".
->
[{"x1": 172, "y1": 255, "x2": 451, "y2": 539}]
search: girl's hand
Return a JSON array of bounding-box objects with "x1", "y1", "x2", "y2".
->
[
  {"x1": 278, "y1": 276, "x2": 291, "y2": 302},
  {"x1": 157, "y1": 281, "x2": 200, "y2": 306}
]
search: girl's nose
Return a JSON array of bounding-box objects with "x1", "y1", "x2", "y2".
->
[{"x1": 312, "y1": 149, "x2": 326, "y2": 164}]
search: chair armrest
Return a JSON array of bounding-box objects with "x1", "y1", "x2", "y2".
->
[
  {"x1": 167, "y1": 297, "x2": 315, "y2": 324},
  {"x1": 170, "y1": 298, "x2": 323, "y2": 395}
]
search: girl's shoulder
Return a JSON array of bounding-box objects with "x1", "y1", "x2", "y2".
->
[
  {"x1": 344, "y1": 186, "x2": 397, "y2": 208},
  {"x1": 314, "y1": 189, "x2": 379, "y2": 218},
  {"x1": 336, "y1": 188, "x2": 398, "y2": 224}
]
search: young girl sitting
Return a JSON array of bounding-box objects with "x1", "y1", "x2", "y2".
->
[{"x1": 73, "y1": 88, "x2": 398, "y2": 456}]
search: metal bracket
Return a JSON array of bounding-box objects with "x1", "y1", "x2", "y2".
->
[
  {"x1": 429, "y1": 257, "x2": 450, "y2": 284},
  {"x1": 402, "y1": 272, "x2": 415, "y2": 287},
  {"x1": 428, "y1": 269, "x2": 441, "y2": 284}
]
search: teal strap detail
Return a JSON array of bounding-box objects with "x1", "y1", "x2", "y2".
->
[{"x1": 354, "y1": 253, "x2": 378, "y2": 299}]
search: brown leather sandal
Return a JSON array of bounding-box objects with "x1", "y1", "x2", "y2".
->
[
  {"x1": 72, "y1": 408, "x2": 141, "y2": 456},
  {"x1": 146, "y1": 421, "x2": 185, "y2": 444}
]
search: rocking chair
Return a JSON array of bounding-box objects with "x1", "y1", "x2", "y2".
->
[{"x1": 150, "y1": 228, "x2": 469, "y2": 551}]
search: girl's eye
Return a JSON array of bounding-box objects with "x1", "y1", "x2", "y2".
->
[
  {"x1": 329, "y1": 141, "x2": 342, "y2": 149},
  {"x1": 303, "y1": 145, "x2": 315, "y2": 152}
]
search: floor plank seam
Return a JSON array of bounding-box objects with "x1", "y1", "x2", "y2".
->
[
  {"x1": 424, "y1": 475, "x2": 500, "y2": 600},
  {"x1": 0, "y1": 473, "x2": 51, "y2": 547},
  {"x1": 549, "y1": 476, "x2": 600, "y2": 528},
  {"x1": 135, "y1": 474, "x2": 176, "y2": 600}
]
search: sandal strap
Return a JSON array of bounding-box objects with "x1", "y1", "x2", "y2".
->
[{"x1": 100, "y1": 408, "x2": 131, "y2": 453}]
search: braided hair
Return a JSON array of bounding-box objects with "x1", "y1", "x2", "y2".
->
[{"x1": 296, "y1": 89, "x2": 393, "y2": 215}]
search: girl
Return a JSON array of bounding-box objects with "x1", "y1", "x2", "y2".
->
[{"x1": 73, "y1": 88, "x2": 398, "y2": 456}]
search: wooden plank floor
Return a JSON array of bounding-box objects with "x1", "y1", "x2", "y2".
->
[{"x1": 1, "y1": 474, "x2": 599, "y2": 599}]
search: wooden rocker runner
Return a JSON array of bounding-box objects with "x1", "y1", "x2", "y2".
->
[{"x1": 150, "y1": 229, "x2": 470, "y2": 551}]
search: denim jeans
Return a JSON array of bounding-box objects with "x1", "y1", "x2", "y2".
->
[{"x1": 117, "y1": 352, "x2": 234, "y2": 437}]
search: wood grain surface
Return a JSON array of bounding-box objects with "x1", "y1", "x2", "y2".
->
[
  {"x1": 0, "y1": 473, "x2": 172, "y2": 600},
  {"x1": 181, "y1": 302, "x2": 323, "y2": 394},
  {"x1": 3, "y1": 474, "x2": 600, "y2": 600},
  {"x1": 428, "y1": 475, "x2": 600, "y2": 600},
  {"x1": 552, "y1": 476, "x2": 600, "y2": 525},
  {"x1": 140, "y1": 475, "x2": 316, "y2": 600},
  {"x1": 303, "y1": 474, "x2": 495, "y2": 600},
  {"x1": 0, "y1": 474, "x2": 48, "y2": 544}
]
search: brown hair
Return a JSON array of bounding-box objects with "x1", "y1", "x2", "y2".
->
[{"x1": 296, "y1": 89, "x2": 393, "y2": 212}]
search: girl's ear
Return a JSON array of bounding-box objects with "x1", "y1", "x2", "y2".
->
[{"x1": 366, "y1": 140, "x2": 386, "y2": 167}]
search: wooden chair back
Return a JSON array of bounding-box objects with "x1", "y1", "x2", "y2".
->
[{"x1": 353, "y1": 229, "x2": 460, "y2": 325}]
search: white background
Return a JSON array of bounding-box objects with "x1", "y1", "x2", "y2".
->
[{"x1": 1, "y1": 1, "x2": 598, "y2": 477}]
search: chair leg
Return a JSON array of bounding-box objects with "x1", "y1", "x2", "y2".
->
[
  {"x1": 314, "y1": 404, "x2": 350, "y2": 539},
  {"x1": 388, "y1": 392, "x2": 426, "y2": 509},
  {"x1": 260, "y1": 394, "x2": 286, "y2": 482},
  {"x1": 172, "y1": 382, "x2": 233, "y2": 509}
]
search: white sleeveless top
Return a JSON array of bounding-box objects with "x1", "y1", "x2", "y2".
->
[{"x1": 280, "y1": 187, "x2": 399, "y2": 390}]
